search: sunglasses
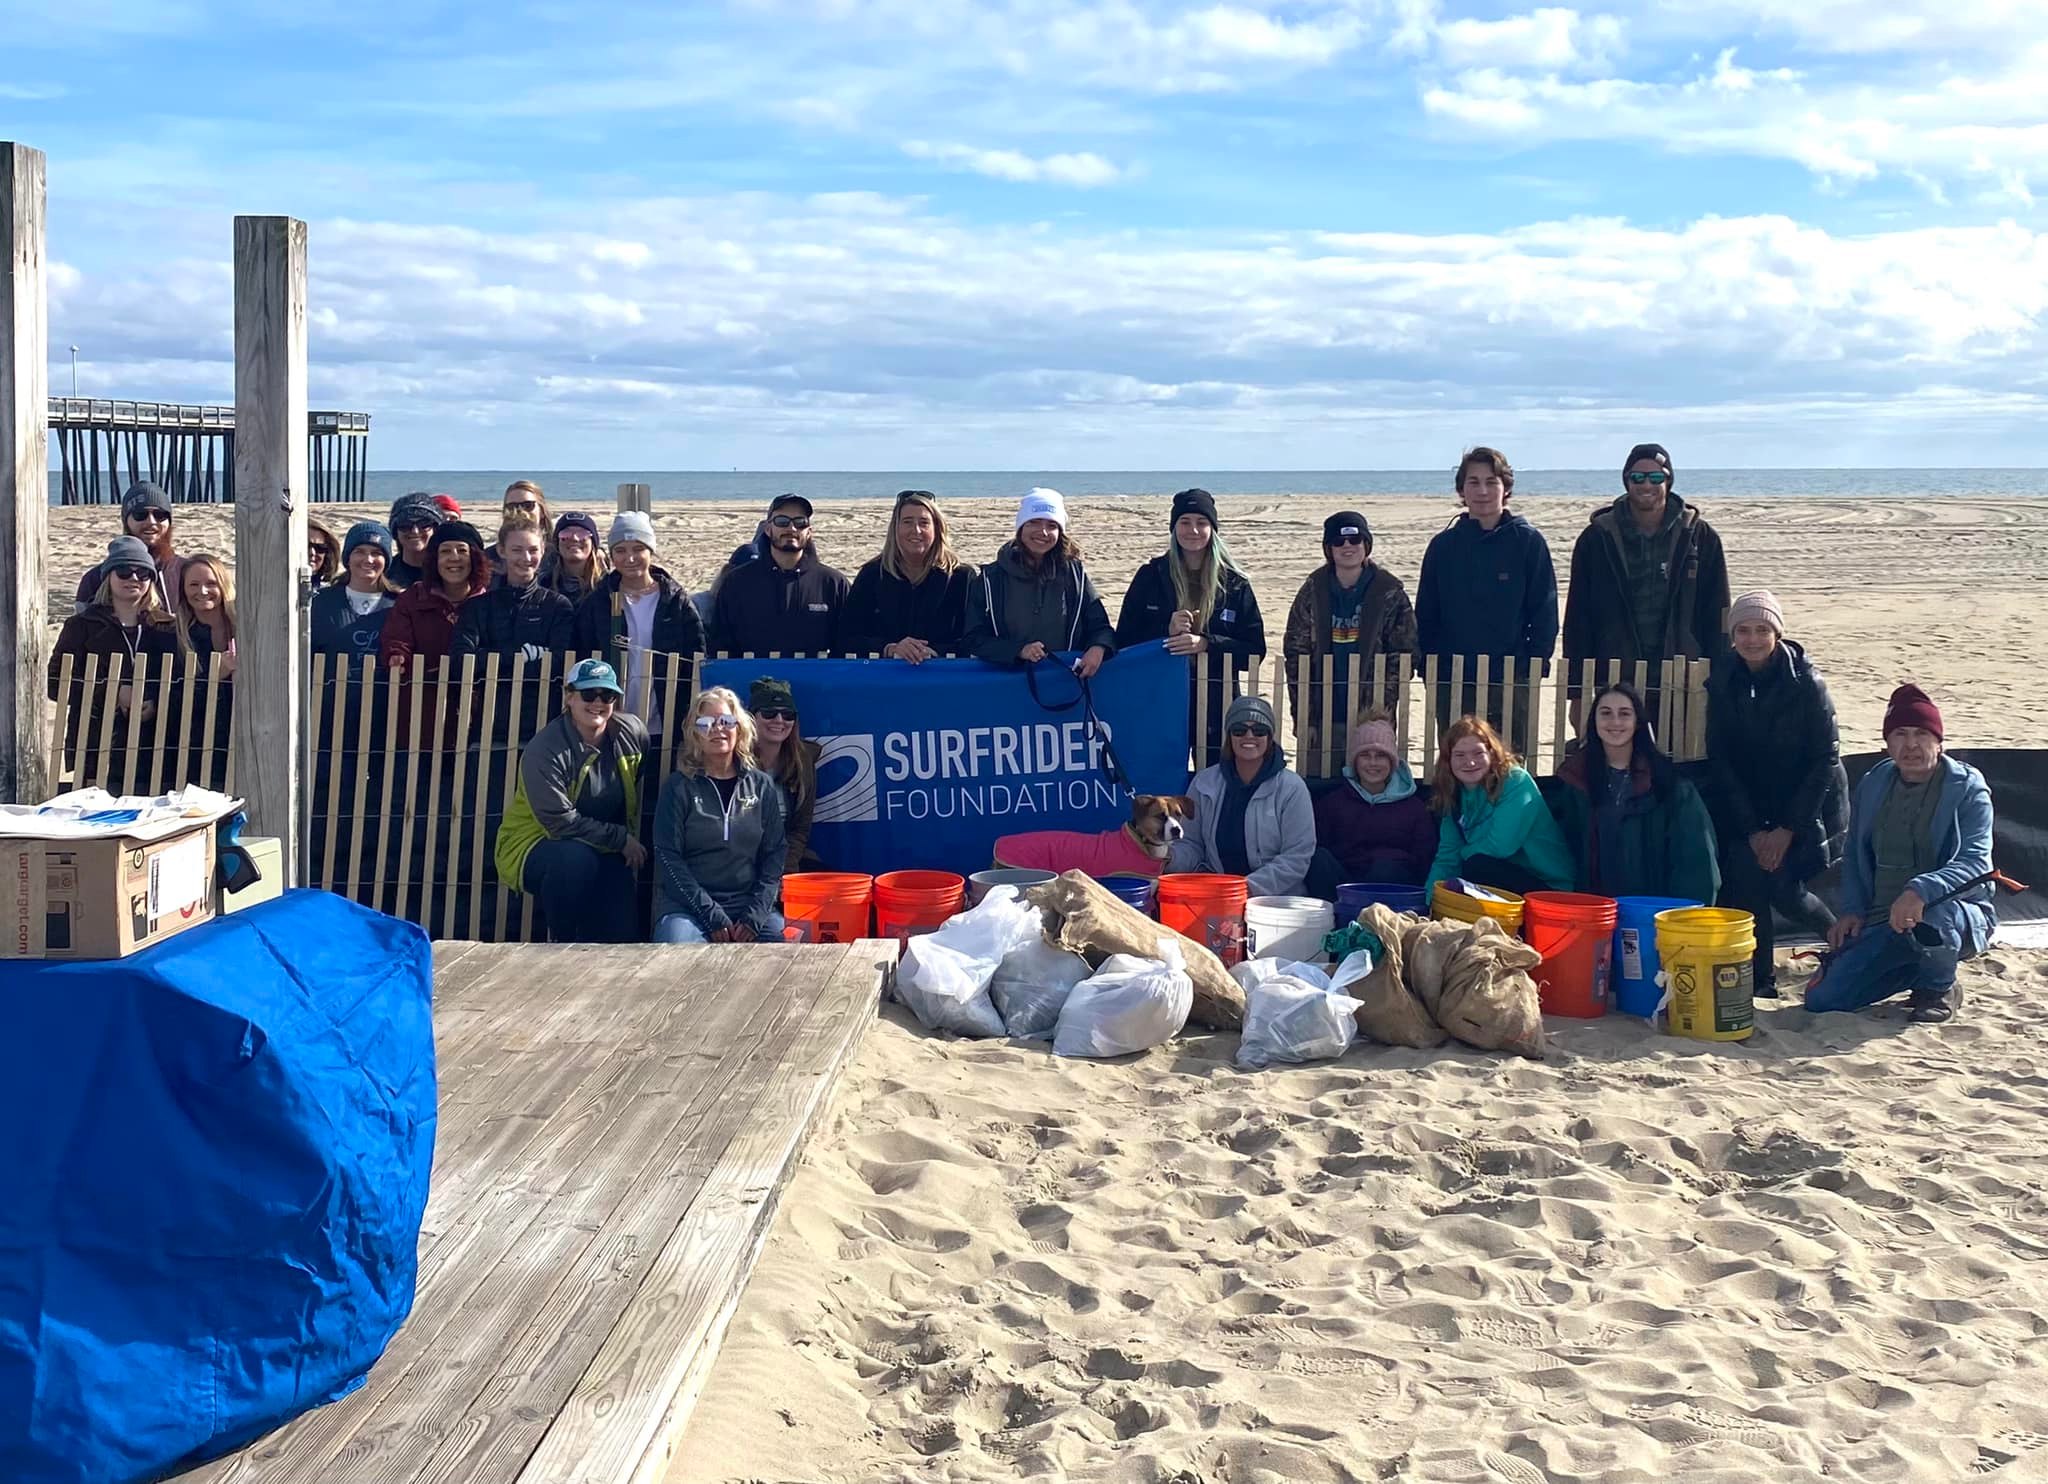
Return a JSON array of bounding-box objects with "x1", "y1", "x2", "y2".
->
[
  {"x1": 768, "y1": 515, "x2": 811, "y2": 531},
  {"x1": 1627, "y1": 470, "x2": 1672, "y2": 485},
  {"x1": 694, "y1": 714, "x2": 740, "y2": 732},
  {"x1": 1329, "y1": 532, "x2": 1366, "y2": 547},
  {"x1": 754, "y1": 706, "x2": 796, "y2": 722},
  {"x1": 504, "y1": 501, "x2": 540, "y2": 514},
  {"x1": 395, "y1": 521, "x2": 435, "y2": 534},
  {"x1": 109, "y1": 564, "x2": 154, "y2": 582},
  {"x1": 126, "y1": 508, "x2": 170, "y2": 524},
  {"x1": 575, "y1": 690, "x2": 620, "y2": 706},
  {"x1": 1228, "y1": 723, "x2": 1272, "y2": 739}
]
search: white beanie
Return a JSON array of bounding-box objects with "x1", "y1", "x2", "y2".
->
[{"x1": 1015, "y1": 487, "x2": 1069, "y2": 532}]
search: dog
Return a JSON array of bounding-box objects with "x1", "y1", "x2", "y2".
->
[{"x1": 992, "y1": 794, "x2": 1197, "y2": 879}]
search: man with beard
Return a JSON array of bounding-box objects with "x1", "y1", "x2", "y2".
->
[{"x1": 707, "y1": 494, "x2": 850, "y2": 655}]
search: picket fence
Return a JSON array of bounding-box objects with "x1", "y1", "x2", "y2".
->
[{"x1": 45, "y1": 647, "x2": 1711, "y2": 942}]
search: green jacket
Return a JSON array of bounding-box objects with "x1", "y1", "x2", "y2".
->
[
  {"x1": 1426, "y1": 764, "x2": 1575, "y2": 897},
  {"x1": 495, "y1": 710, "x2": 649, "y2": 890},
  {"x1": 1545, "y1": 747, "x2": 1720, "y2": 906}
]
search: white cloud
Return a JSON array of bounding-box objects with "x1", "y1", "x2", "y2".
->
[
  {"x1": 901, "y1": 140, "x2": 1125, "y2": 186},
  {"x1": 1435, "y1": 7, "x2": 1623, "y2": 70}
]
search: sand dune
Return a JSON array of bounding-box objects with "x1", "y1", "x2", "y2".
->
[
  {"x1": 672, "y1": 953, "x2": 2048, "y2": 1482},
  {"x1": 44, "y1": 492, "x2": 2048, "y2": 751}
]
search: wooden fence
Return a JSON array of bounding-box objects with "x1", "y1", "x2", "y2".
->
[{"x1": 47, "y1": 647, "x2": 1711, "y2": 941}]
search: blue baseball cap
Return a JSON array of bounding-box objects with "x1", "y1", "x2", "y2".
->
[{"x1": 564, "y1": 658, "x2": 622, "y2": 694}]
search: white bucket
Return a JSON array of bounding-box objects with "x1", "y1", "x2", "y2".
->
[{"x1": 1245, "y1": 895, "x2": 1336, "y2": 964}]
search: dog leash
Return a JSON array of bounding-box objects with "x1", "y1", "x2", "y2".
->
[{"x1": 1022, "y1": 657, "x2": 1135, "y2": 797}]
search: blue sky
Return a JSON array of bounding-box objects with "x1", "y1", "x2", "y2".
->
[{"x1": 5, "y1": 0, "x2": 2046, "y2": 468}]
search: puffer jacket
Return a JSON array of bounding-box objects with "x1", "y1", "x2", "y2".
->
[
  {"x1": 1704, "y1": 638, "x2": 1849, "y2": 868},
  {"x1": 452, "y1": 580, "x2": 576, "y2": 658}
]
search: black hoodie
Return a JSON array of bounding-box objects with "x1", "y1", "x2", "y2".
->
[
  {"x1": 707, "y1": 544, "x2": 850, "y2": 655},
  {"x1": 1415, "y1": 510, "x2": 1558, "y2": 668},
  {"x1": 840, "y1": 556, "x2": 978, "y2": 657},
  {"x1": 1113, "y1": 554, "x2": 1265, "y2": 660},
  {"x1": 453, "y1": 579, "x2": 576, "y2": 658}
]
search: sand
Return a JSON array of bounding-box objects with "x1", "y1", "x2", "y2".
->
[
  {"x1": 43, "y1": 491, "x2": 2048, "y2": 751},
  {"x1": 670, "y1": 969, "x2": 2048, "y2": 1483}
]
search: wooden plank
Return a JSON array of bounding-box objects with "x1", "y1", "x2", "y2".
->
[
  {"x1": 1191, "y1": 648, "x2": 1209, "y2": 772},
  {"x1": 437, "y1": 655, "x2": 480, "y2": 939},
  {"x1": 468, "y1": 653, "x2": 501, "y2": 942},
  {"x1": 345, "y1": 655, "x2": 377, "y2": 908},
  {"x1": 1394, "y1": 654, "x2": 1412, "y2": 765},
  {"x1": 1418, "y1": 653, "x2": 1438, "y2": 768},
  {"x1": 127, "y1": 649, "x2": 159, "y2": 795},
  {"x1": 520, "y1": 655, "x2": 552, "y2": 943},
  {"x1": 372, "y1": 663, "x2": 404, "y2": 916},
  {"x1": 516, "y1": 941, "x2": 892, "y2": 1484},
  {"x1": 230, "y1": 215, "x2": 310, "y2": 876},
  {"x1": 88, "y1": 651, "x2": 117, "y2": 790},
  {"x1": 493, "y1": 653, "x2": 528, "y2": 941},
  {"x1": 44, "y1": 651, "x2": 72, "y2": 788},
  {"x1": 1551, "y1": 656, "x2": 1571, "y2": 773},
  {"x1": 397, "y1": 655, "x2": 427, "y2": 923},
  {"x1": 0, "y1": 142, "x2": 48, "y2": 805},
  {"x1": 316, "y1": 653, "x2": 344, "y2": 890}
]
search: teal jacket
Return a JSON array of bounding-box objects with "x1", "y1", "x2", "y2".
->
[
  {"x1": 1546, "y1": 747, "x2": 1720, "y2": 906},
  {"x1": 1426, "y1": 764, "x2": 1575, "y2": 897}
]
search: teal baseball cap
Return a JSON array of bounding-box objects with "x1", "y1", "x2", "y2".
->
[{"x1": 564, "y1": 658, "x2": 622, "y2": 695}]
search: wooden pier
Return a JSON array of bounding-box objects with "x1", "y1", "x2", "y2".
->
[
  {"x1": 47, "y1": 397, "x2": 369, "y2": 504},
  {"x1": 171, "y1": 937, "x2": 895, "y2": 1484}
]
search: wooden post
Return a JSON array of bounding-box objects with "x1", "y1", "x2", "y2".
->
[
  {"x1": 0, "y1": 142, "x2": 48, "y2": 805},
  {"x1": 231, "y1": 216, "x2": 310, "y2": 877},
  {"x1": 617, "y1": 481, "x2": 651, "y2": 513}
]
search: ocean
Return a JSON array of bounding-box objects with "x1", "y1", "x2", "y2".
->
[{"x1": 49, "y1": 467, "x2": 2048, "y2": 508}]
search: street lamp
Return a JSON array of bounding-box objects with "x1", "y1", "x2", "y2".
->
[{"x1": 68, "y1": 345, "x2": 78, "y2": 399}]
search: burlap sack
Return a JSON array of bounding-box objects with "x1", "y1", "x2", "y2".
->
[
  {"x1": 1023, "y1": 871, "x2": 1245, "y2": 1030},
  {"x1": 1345, "y1": 904, "x2": 1445, "y2": 1049},
  {"x1": 1401, "y1": 915, "x2": 1548, "y2": 1059}
]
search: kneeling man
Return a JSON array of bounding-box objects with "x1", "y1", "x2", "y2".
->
[{"x1": 1807, "y1": 685, "x2": 1993, "y2": 1024}]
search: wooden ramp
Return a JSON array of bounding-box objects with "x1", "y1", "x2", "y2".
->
[{"x1": 173, "y1": 938, "x2": 895, "y2": 1484}]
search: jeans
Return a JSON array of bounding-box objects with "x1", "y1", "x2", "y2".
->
[
  {"x1": 1803, "y1": 915, "x2": 1960, "y2": 1014},
  {"x1": 520, "y1": 839, "x2": 639, "y2": 943},
  {"x1": 1718, "y1": 839, "x2": 1833, "y2": 986},
  {"x1": 655, "y1": 910, "x2": 786, "y2": 944}
]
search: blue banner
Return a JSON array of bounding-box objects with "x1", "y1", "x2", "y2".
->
[{"x1": 704, "y1": 642, "x2": 1191, "y2": 876}]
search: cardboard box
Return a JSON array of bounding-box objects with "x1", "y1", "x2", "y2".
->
[
  {"x1": 3, "y1": 822, "x2": 218, "y2": 960},
  {"x1": 221, "y1": 835, "x2": 283, "y2": 916}
]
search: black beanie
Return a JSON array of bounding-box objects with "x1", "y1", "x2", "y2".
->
[
  {"x1": 426, "y1": 519, "x2": 485, "y2": 556},
  {"x1": 1323, "y1": 510, "x2": 1371, "y2": 554},
  {"x1": 1171, "y1": 487, "x2": 1218, "y2": 530},
  {"x1": 1624, "y1": 443, "x2": 1675, "y2": 491}
]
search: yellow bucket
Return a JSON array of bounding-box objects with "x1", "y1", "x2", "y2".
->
[
  {"x1": 1432, "y1": 880, "x2": 1525, "y2": 933},
  {"x1": 1655, "y1": 907, "x2": 1756, "y2": 1041}
]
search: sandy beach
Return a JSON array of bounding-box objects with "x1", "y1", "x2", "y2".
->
[{"x1": 46, "y1": 491, "x2": 2046, "y2": 752}]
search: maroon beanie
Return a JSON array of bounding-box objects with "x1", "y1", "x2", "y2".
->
[{"x1": 1882, "y1": 684, "x2": 1943, "y2": 741}]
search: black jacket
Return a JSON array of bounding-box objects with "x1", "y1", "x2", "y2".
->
[
  {"x1": 1113, "y1": 555, "x2": 1265, "y2": 663},
  {"x1": 839, "y1": 557, "x2": 977, "y2": 657},
  {"x1": 571, "y1": 568, "x2": 707, "y2": 658},
  {"x1": 963, "y1": 545, "x2": 1117, "y2": 664},
  {"x1": 388, "y1": 555, "x2": 426, "y2": 592},
  {"x1": 1561, "y1": 494, "x2": 1730, "y2": 669},
  {"x1": 1704, "y1": 638, "x2": 1849, "y2": 866},
  {"x1": 309, "y1": 585, "x2": 396, "y2": 659},
  {"x1": 706, "y1": 545, "x2": 850, "y2": 655},
  {"x1": 453, "y1": 581, "x2": 576, "y2": 658},
  {"x1": 1416, "y1": 511, "x2": 1558, "y2": 669}
]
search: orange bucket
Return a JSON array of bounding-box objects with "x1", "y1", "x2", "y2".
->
[
  {"x1": 1156, "y1": 872, "x2": 1250, "y2": 966},
  {"x1": 873, "y1": 870, "x2": 966, "y2": 946},
  {"x1": 782, "y1": 872, "x2": 874, "y2": 944},
  {"x1": 1522, "y1": 891, "x2": 1618, "y2": 1018}
]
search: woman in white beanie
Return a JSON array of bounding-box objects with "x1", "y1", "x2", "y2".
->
[
  {"x1": 963, "y1": 487, "x2": 1115, "y2": 676},
  {"x1": 1705, "y1": 588, "x2": 1848, "y2": 996}
]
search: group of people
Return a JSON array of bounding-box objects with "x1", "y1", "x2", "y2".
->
[{"x1": 51, "y1": 448, "x2": 1995, "y2": 1023}]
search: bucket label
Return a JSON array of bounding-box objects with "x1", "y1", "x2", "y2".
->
[
  {"x1": 1206, "y1": 913, "x2": 1246, "y2": 967},
  {"x1": 1619, "y1": 928, "x2": 1643, "y2": 980},
  {"x1": 1714, "y1": 960, "x2": 1754, "y2": 1034}
]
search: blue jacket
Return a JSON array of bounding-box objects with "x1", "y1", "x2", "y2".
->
[
  {"x1": 1840, "y1": 754, "x2": 1995, "y2": 955},
  {"x1": 1415, "y1": 511, "x2": 1558, "y2": 670}
]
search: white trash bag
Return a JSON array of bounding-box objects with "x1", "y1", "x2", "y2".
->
[
  {"x1": 894, "y1": 887, "x2": 1043, "y2": 1039},
  {"x1": 1053, "y1": 940, "x2": 1194, "y2": 1058},
  {"x1": 1235, "y1": 975, "x2": 1364, "y2": 1070},
  {"x1": 990, "y1": 937, "x2": 1094, "y2": 1040}
]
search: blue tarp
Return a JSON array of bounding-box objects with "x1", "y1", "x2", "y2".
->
[{"x1": 0, "y1": 889, "x2": 437, "y2": 1484}]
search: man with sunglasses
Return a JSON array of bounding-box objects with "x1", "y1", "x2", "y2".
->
[
  {"x1": 1562, "y1": 443, "x2": 1730, "y2": 707},
  {"x1": 1281, "y1": 510, "x2": 1417, "y2": 777},
  {"x1": 384, "y1": 493, "x2": 446, "y2": 591},
  {"x1": 707, "y1": 493, "x2": 850, "y2": 655},
  {"x1": 73, "y1": 481, "x2": 185, "y2": 615}
]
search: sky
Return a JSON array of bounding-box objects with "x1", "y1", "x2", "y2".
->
[{"x1": 5, "y1": 0, "x2": 2047, "y2": 469}]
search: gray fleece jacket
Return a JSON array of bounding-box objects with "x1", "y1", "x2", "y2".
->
[{"x1": 652, "y1": 765, "x2": 787, "y2": 935}]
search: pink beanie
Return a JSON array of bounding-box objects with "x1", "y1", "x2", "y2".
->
[{"x1": 1348, "y1": 716, "x2": 1399, "y2": 764}]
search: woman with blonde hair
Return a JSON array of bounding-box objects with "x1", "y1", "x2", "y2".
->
[
  {"x1": 840, "y1": 489, "x2": 977, "y2": 660},
  {"x1": 545, "y1": 510, "x2": 609, "y2": 603},
  {"x1": 47, "y1": 537, "x2": 187, "y2": 791},
  {"x1": 175, "y1": 552, "x2": 239, "y2": 677},
  {"x1": 1423, "y1": 715, "x2": 1573, "y2": 898},
  {"x1": 307, "y1": 519, "x2": 341, "y2": 592},
  {"x1": 652, "y1": 687, "x2": 787, "y2": 943}
]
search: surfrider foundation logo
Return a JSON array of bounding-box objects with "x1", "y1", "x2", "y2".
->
[{"x1": 812, "y1": 733, "x2": 880, "y2": 824}]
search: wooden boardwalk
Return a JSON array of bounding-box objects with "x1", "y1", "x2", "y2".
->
[{"x1": 173, "y1": 938, "x2": 895, "y2": 1484}]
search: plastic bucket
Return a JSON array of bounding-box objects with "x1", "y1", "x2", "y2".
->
[
  {"x1": 1522, "y1": 892, "x2": 1619, "y2": 1018},
  {"x1": 968, "y1": 867, "x2": 1056, "y2": 906},
  {"x1": 1612, "y1": 896, "x2": 1699, "y2": 1017},
  {"x1": 1336, "y1": 881, "x2": 1427, "y2": 923},
  {"x1": 1095, "y1": 876, "x2": 1157, "y2": 914},
  {"x1": 1656, "y1": 907, "x2": 1757, "y2": 1042},
  {"x1": 1246, "y1": 895, "x2": 1337, "y2": 963},
  {"x1": 782, "y1": 872, "x2": 874, "y2": 945},
  {"x1": 873, "y1": 870, "x2": 966, "y2": 946},
  {"x1": 1156, "y1": 873, "x2": 1250, "y2": 966},
  {"x1": 1431, "y1": 880, "x2": 1526, "y2": 933}
]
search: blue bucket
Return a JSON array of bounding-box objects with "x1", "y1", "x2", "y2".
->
[
  {"x1": 1336, "y1": 881, "x2": 1428, "y2": 923},
  {"x1": 1095, "y1": 876, "x2": 1157, "y2": 914},
  {"x1": 1612, "y1": 896, "x2": 1700, "y2": 1016}
]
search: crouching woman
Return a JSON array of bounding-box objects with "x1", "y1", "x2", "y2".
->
[
  {"x1": 653, "y1": 687, "x2": 788, "y2": 943},
  {"x1": 495, "y1": 659, "x2": 649, "y2": 943},
  {"x1": 1169, "y1": 694, "x2": 1316, "y2": 897}
]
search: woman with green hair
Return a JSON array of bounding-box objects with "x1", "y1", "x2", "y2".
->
[{"x1": 1115, "y1": 488, "x2": 1266, "y2": 761}]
